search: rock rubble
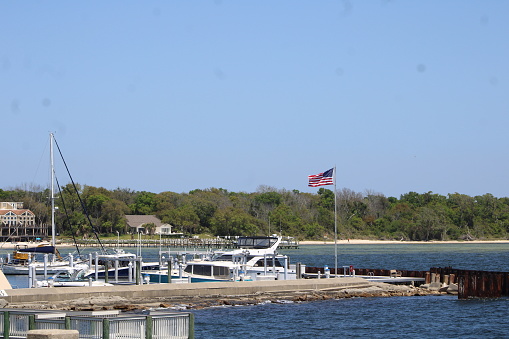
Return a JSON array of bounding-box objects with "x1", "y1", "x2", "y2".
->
[{"x1": 8, "y1": 282, "x2": 445, "y2": 312}]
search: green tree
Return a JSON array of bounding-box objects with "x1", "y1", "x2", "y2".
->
[
  {"x1": 130, "y1": 191, "x2": 156, "y2": 215},
  {"x1": 447, "y1": 193, "x2": 475, "y2": 233},
  {"x1": 144, "y1": 222, "x2": 157, "y2": 236},
  {"x1": 317, "y1": 188, "x2": 334, "y2": 210},
  {"x1": 412, "y1": 207, "x2": 440, "y2": 240},
  {"x1": 101, "y1": 199, "x2": 129, "y2": 233},
  {"x1": 210, "y1": 207, "x2": 259, "y2": 236},
  {"x1": 163, "y1": 205, "x2": 200, "y2": 235},
  {"x1": 0, "y1": 189, "x2": 10, "y2": 200},
  {"x1": 270, "y1": 203, "x2": 302, "y2": 236}
]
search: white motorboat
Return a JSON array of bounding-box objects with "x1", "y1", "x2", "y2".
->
[
  {"x1": 36, "y1": 268, "x2": 113, "y2": 287},
  {"x1": 143, "y1": 235, "x2": 297, "y2": 283},
  {"x1": 1, "y1": 255, "x2": 87, "y2": 275}
]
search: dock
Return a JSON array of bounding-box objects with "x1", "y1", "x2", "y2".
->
[
  {"x1": 304, "y1": 266, "x2": 509, "y2": 298},
  {"x1": 430, "y1": 267, "x2": 509, "y2": 299},
  {"x1": 74, "y1": 237, "x2": 299, "y2": 249},
  {"x1": 304, "y1": 266, "x2": 427, "y2": 286},
  {"x1": 1, "y1": 277, "x2": 371, "y2": 309}
]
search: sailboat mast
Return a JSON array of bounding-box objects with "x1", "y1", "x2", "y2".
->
[{"x1": 50, "y1": 133, "x2": 56, "y2": 247}]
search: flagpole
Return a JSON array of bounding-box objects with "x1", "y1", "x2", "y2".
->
[
  {"x1": 308, "y1": 167, "x2": 337, "y2": 276},
  {"x1": 334, "y1": 165, "x2": 338, "y2": 277}
]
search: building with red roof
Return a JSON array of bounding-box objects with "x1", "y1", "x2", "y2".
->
[{"x1": 0, "y1": 202, "x2": 49, "y2": 242}]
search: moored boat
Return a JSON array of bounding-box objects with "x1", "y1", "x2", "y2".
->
[
  {"x1": 36, "y1": 268, "x2": 114, "y2": 287},
  {"x1": 142, "y1": 235, "x2": 297, "y2": 283},
  {"x1": 2, "y1": 243, "x2": 86, "y2": 275}
]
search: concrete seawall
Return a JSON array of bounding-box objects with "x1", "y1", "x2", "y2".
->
[{"x1": 1, "y1": 277, "x2": 370, "y2": 305}]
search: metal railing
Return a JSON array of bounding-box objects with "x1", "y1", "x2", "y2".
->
[
  {"x1": 2, "y1": 310, "x2": 66, "y2": 339},
  {"x1": 34, "y1": 318, "x2": 66, "y2": 331},
  {"x1": 152, "y1": 313, "x2": 193, "y2": 339},
  {"x1": 0, "y1": 309, "x2": 194, "y2": 339}
]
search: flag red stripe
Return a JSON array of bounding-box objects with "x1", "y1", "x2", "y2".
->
[{"x1": 308, "y1": 168, "x2": 334, "y2": 187}]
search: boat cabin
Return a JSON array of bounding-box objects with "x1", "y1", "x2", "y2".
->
[
  {"x1": 183, "y1": 264, "x2": 231, "y2": 280},
  {"x1": 236, "y1": 236, "x2": 279, "y2": 249},
  {"x1": 211, "y1": 253, "x2": 285, "y2": 267}
]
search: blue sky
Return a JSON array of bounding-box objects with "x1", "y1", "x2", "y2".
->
[{"x1": 2, "y1": 1, "x2": 508, "y2": 198}]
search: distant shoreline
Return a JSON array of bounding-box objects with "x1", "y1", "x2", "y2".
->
[
  {"x1": 299, "y1": 239, "x2": 509, "y2": 245},
  {"x1": 1, "y1": 239, "x2": 508, "y2": 250}
]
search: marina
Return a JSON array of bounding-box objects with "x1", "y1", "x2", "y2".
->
[
  {"x1": 2, "y1": 241, "x2": 509, "y2": 292},
  {"x1": 1, "y1": 242, "x2": 509, "y2": 338},
  {"x1": 144, "y1": 236, "x2": 297, "y2": 283},
  {"x1": 2, "y1": 235, "x2": 301, "y2": 288}
]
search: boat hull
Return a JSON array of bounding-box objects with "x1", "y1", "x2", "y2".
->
[
  {"x1": 1, "y1": 263, "x2": 87, "y2": 275},
  {"x1": 143, "y1": 271, "x2": 249, "y2": 283}
]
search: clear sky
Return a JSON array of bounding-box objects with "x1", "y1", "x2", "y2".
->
[{"x1": 2, "y1": 1, "x2": 508, "y2": 198}]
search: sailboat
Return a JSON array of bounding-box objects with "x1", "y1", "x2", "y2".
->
[{"x1": 1, "y1": 133, "x2": 87, "y2": 275}]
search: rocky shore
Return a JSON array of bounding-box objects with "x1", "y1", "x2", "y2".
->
[{"x1": 6, "y1": 281, "x2": 448, "y2": 313}]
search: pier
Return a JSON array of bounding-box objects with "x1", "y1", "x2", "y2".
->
[
  {"x1": 73, "y1": 237, "x2": 299, "y2": 249},
  {"x1": 304, "y1": 266, "x2": 427, "y2": 285},
  {"x1": 304, "y1": 266, "x2": 509, "y2": 297},
  {"x1": 0, "y1": 277, "x2": 371, "y2": 306},
  {"x1": 429, "y1": 267, "x2": 509, "y2": 299},
  {"x1": 309, "y1": 266, "x2": 509, "y2": 298}
]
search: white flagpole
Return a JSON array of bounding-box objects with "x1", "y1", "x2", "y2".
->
[
  {"x1": 334, "y1": 166, "x2": 338, "y2": 277},
  {"x1": 50, "y1": 133, "x2": 56, "y2": 248}
]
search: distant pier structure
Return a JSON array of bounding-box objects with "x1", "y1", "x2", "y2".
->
[
  {"x1": 75, "y1": 236, "x2": 299, "y2": 249},
  {"x1": 430, "y1": 267, "x2": 509, "y2": 299}
]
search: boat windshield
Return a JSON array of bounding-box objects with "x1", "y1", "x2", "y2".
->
[
  {"x1": 253, "y1": 257, "x2": 284, "y2": 267},
  {"x1": 212, "y1": 254, "x2": 256, "y2": 262},
  {"x1": 237, "y1": 237, "x2": 278, "y2": 249},
  {"x1": 74, "y1": 270, "x2": 87, "y2": 281},
  {"x1": 53, "y1": 271, "x2": 72, "y2": 282},
  {"x1": 184, "y1": 264, "x2": 230, "y2": 279}
]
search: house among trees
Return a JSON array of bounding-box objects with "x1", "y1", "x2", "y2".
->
[
  {"x1": 125, "y1": 215, "x2": 175, "y2": 235},
  {"x1": 0, "y1": 202, "x2": 49, "y2": 242}
]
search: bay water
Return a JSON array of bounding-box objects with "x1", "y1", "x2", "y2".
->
[
  {"x1": 190, "y1": 243, "x2": 509, "y2": 338},
  {"x1": 2, "y1": 243, "x2": 509, "y2": 338}
]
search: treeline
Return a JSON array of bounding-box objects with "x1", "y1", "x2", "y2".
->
[{"x1": 1, "y1": 185, "x2": 509, "y2": 241}]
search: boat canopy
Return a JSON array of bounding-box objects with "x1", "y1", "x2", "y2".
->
[{"x1": 237, "y1": 236, "x2": 278, "y2": 249}]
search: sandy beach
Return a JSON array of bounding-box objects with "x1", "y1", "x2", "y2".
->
[
  {"x1": 299, "y1": 239, "x2": 509, "y2": 245},
  {"x1": 1, "y1": 239, "x2": 509, "y2": 250}
]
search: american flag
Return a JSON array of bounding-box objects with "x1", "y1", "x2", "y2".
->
[{"x1": 308, "y1": 168, "x2": 334, "y2": 187}]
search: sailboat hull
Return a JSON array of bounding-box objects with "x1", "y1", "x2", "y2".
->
[
  {"x1": 1, "y1": 263, "x2": 88, "y2": 275},
  {"x1": 17, "y1": 245, "x2": 56, "y2": 254}
]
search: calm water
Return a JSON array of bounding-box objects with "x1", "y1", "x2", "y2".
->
[
  {"x1": 191, "y1": 243, "x2": 509, "y2": 338},
  {"x1": 191, "y1": 295, "x2": 509, "y2": 338},
  {"x1": 3, "y1": 243, "x2": 509, "y2": 338},
  {"x1": 281, "y1": 243, "x2": 509, "y2": 271}
]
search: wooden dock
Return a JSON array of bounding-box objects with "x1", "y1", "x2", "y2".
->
[
  {"x1": 342, "y1": 266, "x2": 509, "y2": 298},
  {"x1": 430, "y1": 267, "x2": 509, "y2": 299},
  {"x1": 74, "y1": 238, "x2": 299, "y2": 249}
]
